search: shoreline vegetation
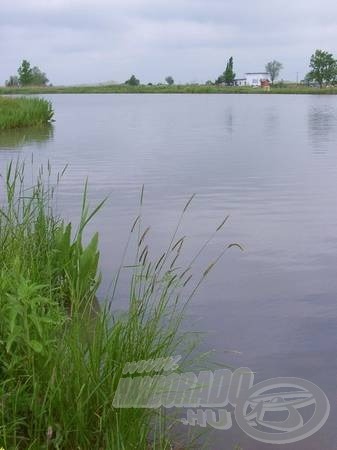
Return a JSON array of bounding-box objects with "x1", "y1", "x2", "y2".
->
[
  {"x1": 0, "y1": 97, "x2": 54, "y2": 131},
  {"x1": 2, "y1": 84, "x2": 337, "y2": 95},
  {"x1": 5, "y1": 50, "x2": 337, "y2": 94},
  {"x1": 0, "y1": 161, "x2": 238, "y2": 449}
]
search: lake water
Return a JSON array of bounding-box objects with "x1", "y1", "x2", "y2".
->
[{"x1": 1, "y1": 94, "x2": 337, "y2": 449}]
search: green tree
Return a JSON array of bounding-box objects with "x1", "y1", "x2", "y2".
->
[
  {"x1": 303, "y1": 72, "x2": 313, "y2": 86},
  {"x1": 224, "y1": 56, "x2": 236, "y2": 86},
  {"x1": 265, "y1": 60, "x2": 283, "y2": 84},
  {"x1": 5, "y1": 75, "x2": 20, "y2": 87},
  {"x1": 308, "y1": 50, "x2": 337, "y2": 87},
  {"x1": 18, "y1": 60, "x2": 33, "y2": 86},
  {"x1": 165, "y1": 76, "x2": 174, "y2": 85},
  {"x1": 215, "y1": 73, "x2": 225, "y2": 85},
  {"x1": 31, "y1": 67, "x2": 49, "y2": 86},
  {"x1": 215, "y1": 56, "x2": 235, "y2": 85},
  {"x1": 125, "y1": 75, "x2": 140, "y2": 86}
]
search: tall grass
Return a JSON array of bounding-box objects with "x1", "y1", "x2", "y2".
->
[
  {"x1": 0, "y1": 162, "x2": 239, "y2": 449},
  {"x1": 0, "y1": 97, "x2": 53, "y2": 130}
]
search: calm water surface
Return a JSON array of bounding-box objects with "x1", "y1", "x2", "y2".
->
[{"x1": 1, "y1": 94, "x2": 337, "y2": 449}]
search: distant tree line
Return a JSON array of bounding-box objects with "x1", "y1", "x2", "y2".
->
[
  {"x1": 4, "y1": 51, "x2": 337, "y2": 89},
  {"x1": 6, "y1": 60, "x2": 49, "y2": 87},
  {"x1": 124, "y1": 75, "x2": 175, "y2": 86},
  {"x1": 211, "y1": 50, "x2": 337, "y2": 88},
  {"x1": 213, "y1": 57, "x2": 283, "y2": 86}
]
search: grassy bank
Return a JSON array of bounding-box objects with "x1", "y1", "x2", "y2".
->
[
  {"x1": 0, "y1": 162, "x2": 237, "y2": 449},
  {"x1": 0, "y1": 97, "x2": 53, "y2": 130},
  {"x1": 1, "y1": 84, "x2": 337, "y2": 95}
]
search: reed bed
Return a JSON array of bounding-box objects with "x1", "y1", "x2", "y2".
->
[{"x1": 0, "y1": 97, "x2": 53, "y2": 130}]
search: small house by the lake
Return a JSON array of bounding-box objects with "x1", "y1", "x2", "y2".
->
[
  {"x1": 234, "y1": 72, "x2": 271, "y2": 87},
  {"x1": 234, "y1": 78, "x2": 247, "y2": 86},
  {"x1": 245, "y1": 72, "x2": 271, "y2": 87}
]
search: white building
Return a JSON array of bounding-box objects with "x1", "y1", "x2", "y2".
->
[
  {"x1": 234, "y1": 72, "x2": 271, "y2": 87},
  {"x1": 245, "y1": 72, "x2": 270, "y2": 86},
  {"x1": 234, "y1": 78, "x2": 247, "y2": 86}
]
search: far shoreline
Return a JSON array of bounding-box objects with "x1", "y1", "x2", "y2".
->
[{"x1": 1, "y1": 84, "x2": 337, "y2": 95}]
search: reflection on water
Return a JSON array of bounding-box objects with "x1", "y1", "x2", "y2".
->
[
  {"x1": 225, "y1": 107, "x2": 234, "y2": 137},
  {"x1": 264, "y1": 106, "x2": 279, "y2": 138},
  {"x1": 0, "y1": 125, "x2": 53, "y2": 150},
  {"x1": 308, "y1": 102, "x2": 337, "y2": 153}
]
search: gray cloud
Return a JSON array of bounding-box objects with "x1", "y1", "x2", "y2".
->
[{"x1": 1, "y1": 0, "x2": 337, "y2": 85}]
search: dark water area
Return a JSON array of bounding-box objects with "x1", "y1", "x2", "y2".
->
[{"x1": 1, "y1": 94, "x2": 337, "y2": 449}]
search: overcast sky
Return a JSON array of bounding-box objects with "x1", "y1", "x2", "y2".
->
[{"x1": 1, "y1": 0, "x2": 337, "y2": 85}]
